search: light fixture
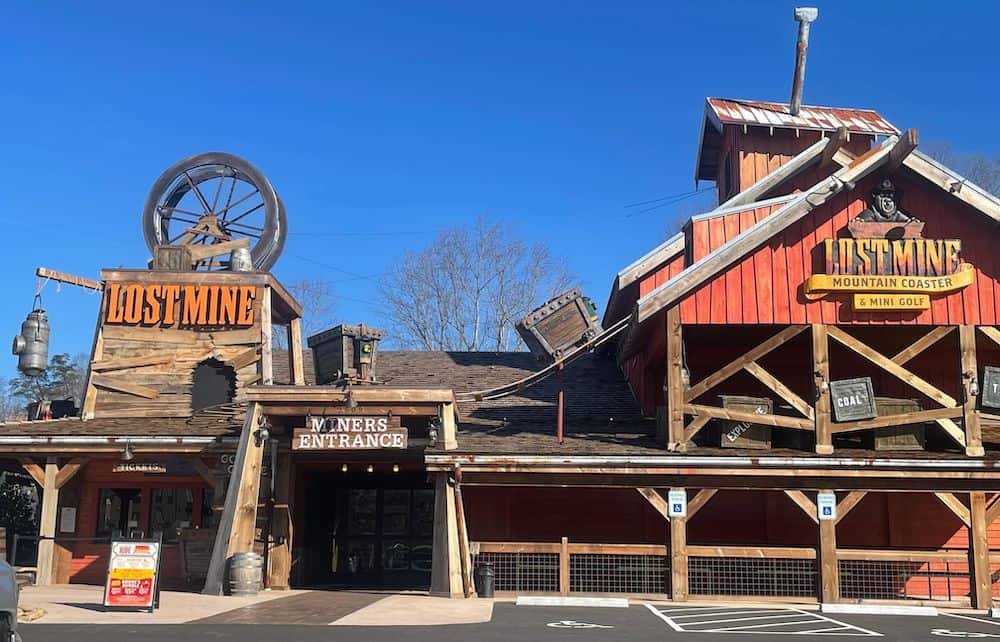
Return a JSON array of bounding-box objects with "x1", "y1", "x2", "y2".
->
[
  {"x1": 428, "y1": 416, "x2": 440, "y2": 446},
  {"x1": 392, "y1": 464, "x2": 400, "y2": 473},
  {"x1": 121, "y1": 440, "x2": 134, "y2": 462},
  {"x1": 345, "y1": 387, "x2": 358, "y2": 409},
  {"x1": 341, "y1": 464, "x2": 348, "y2": 473},
  {"x1": 366, "y1": 464, "x2": 374, "y2": 473}
]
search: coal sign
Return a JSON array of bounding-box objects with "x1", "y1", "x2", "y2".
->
[{"x1": 829, "y1": 377, "x2": 877, "y2": 422}]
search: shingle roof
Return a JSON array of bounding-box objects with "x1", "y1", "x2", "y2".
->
[{"x1": 0, "y1": 413, "x2": 242, "y2": 438}]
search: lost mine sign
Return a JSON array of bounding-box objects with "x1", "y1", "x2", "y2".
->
[
  {"x1": 104, "y1": 284, "x2": 257, "y2": 328},
  {"x1": 292, "y1": 415, "x2": 408, "y2": 450},
  {"x1": 828, "y1": 377, "x2": 877, "y2": 422}
]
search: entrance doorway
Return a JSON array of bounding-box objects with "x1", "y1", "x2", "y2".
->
[{"x1": 303, "y1": 472, "x2": 434, "y2": 588}]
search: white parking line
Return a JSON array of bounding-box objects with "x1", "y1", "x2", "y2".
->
[
  {"x1": 644, "y1": 604, "x2": 883, "y2": 636},
  {"x1": 944, "y1": 613, "x2": 1000, "y2": 627}
]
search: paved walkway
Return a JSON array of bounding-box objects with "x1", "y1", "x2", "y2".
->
[{"x1": 19, "y1": 584, "x2": 494, "y2": 626}]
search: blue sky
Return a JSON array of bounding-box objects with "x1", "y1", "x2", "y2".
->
[{"x1": 1, "y1": 0, "x2": 997, "y2": 379}]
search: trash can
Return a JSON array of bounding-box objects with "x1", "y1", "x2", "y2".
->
[
  {"x1": 228, "y1": 552, "x2": 264, "y2": 597},
  {"x1": 474, "y1": 561, "x2": 495, "y2": 598}
]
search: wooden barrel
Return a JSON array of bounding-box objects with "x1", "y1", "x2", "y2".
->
[{"x1": 228, "y1": 552, "x2": 263, "y2": 597}]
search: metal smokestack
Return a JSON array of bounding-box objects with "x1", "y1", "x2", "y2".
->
[{"x1": 789, "y1": 7, "x2": 818, "y2": 116}]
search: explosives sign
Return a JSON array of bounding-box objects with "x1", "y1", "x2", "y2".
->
[
  {"x1": 829, "y1": 377, "x2": 877, "y2": 422},
  {"x1": 104, "y1": 283, "x2": 256, "y2": 327},
  {"x1": 103, "y1": 539, "x2": 161, "y2": 610},
  {"x1": 292, "y1": 415, "x2": 408, "y2": 450}
]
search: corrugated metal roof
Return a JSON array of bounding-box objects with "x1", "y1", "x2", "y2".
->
[{"x1": 706, "y1": 98, "x2": 899, "y2": 135}]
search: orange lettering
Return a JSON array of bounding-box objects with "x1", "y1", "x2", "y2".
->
[
  {"x1": 161, "y1": 285, "x2": 180, "y2": 325},
  {"x1": 106, "y1": 283, "x2": 124, "y2": 323},
  {"x1": 926, "y1": 240, "x2": 943, "y2": 276},
  {"x1": 207, "y1": 285, "x2": 219, "y2": 325},
  {"x1": 123, "y1": 285, "x2": 144, "y2": 324},
  {"x1": 182, "y1": 286, "x2": 209, "y2": 326},
  {"x1": 237, "y1": 286, "x2": 256, "y2": 325},
  {"x1": 892, "y1": 240, "x2": 914, "y2": 276},
  {"x1": 219, "y1": 287, "x2": 238, "y2": 325},
  {"x1": 143, "y1": 285, "x2": 162, "y2": 325}
]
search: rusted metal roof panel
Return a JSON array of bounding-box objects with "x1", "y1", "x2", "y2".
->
[{"x1": 706, "y1": 98, "x2": 899, "y2": 135}]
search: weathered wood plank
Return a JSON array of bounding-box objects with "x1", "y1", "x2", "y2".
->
[
  {"x1": 687, "y1": 545, "x2": 816, "y2": 560},
  {"x1": 687, "y1": 489, "x2": 718, "y2": 519},
  {"x1": 91, "y1": 374, "x2": 160, "y2": 400},
  {"x1": 831, "y1": 407, "x2": 964, "y2": 434},
  {"x1": 54, "y1": 458, "x2": 88, "y2": 490},
  {"x1": 960, "y1": 325, "x2": 984, "y2": 456},
  {"x1": 636, "y1": 487, "x2": 670, "y2": 521},
  {"x1": 685, "y1": 404, "x2": 812, "y2": 430},
  {"x1": 884, "y1": 128, "x2": 919, "y2": 173},
  {"x1": 679, "y1": 415, "x2": 712, "y2": 448},
  {"x1": 666, "y1": 306, "x2": 685, "y2": 449},
  {"x1": 684, "y1": 325, "x2": 808, "y2": 402},
  {"x1": 670, "y1": 487, "x2": 687, "y2": 602},
  {"x1": 969, "y1": 492, "x2": 992, "y2": 608},
  {"x1": 289, "y1": 317, "x2": 305, "y2": 385},
  {"x1": 185, "y1": 238, "x2": 251, "y2": 262},
  {"x1": 719, "y1": 137, "x2": 829, "y2": 209},
  {"x1": 935, "y1": 492, "x2": 972, "y2": 527},
  {"x1": 834, "y1": 491, "x2": 867, "y2": 526},
  {"x1": 783, "y1": 490, "x2": 818, "y2": 523}
]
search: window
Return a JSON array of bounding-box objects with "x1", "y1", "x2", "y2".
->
[
  {"x1": 150, "y1": 488, "x2": 195, "y2": 543},
  {"x1": 96, "y1": 489, "x2": 142, "y2": 538}
]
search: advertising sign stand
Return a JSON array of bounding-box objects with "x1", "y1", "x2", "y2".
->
[{"x1": 102, "y1": 535, "x2": 163, "y2": 612}]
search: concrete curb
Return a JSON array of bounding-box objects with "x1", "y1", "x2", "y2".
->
[
  {"x1": 822, "y1": 603, "x2": 938, "y2": 616},
  {"x1": 516, "y1": 596, "x2": 629, "y2": 608}
]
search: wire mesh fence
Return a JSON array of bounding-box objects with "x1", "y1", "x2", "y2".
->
[
  {"x1": 839, "y1": 559, "x2": 970, "y2": 602},
  {"x1": 472, "y1": 552, "x2": 559, "y2": 593},
  {"x1": 688, "y1": 556, "x2": 818, "y2": 598},
  {"x1": 569, "y1": 553, "x2": 669, "y2": 594}
]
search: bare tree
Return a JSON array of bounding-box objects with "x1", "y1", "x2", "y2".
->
[
  {"x1": 924, "y1": 143, "x2": 1000, "y2": 196},
  {"x1": 380, "y1": 216, "x2": 574, "y2": 351},
  {"x1": 273, "y1": 278, "x2": 336, "y2": 349}
]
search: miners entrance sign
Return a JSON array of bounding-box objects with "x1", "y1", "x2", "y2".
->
[{"x1": 292, "y1": 415, "x2": 408, "y2": 450}]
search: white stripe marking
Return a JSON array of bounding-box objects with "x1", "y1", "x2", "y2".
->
[
  {"x1": 711, "y1": 619, "x2": 820, "y2": 632},
  {"x1": 790, "y1": 608, "x2": 882, "y2": 636},
  {"x1": 683, "y1": 613, "x2": 807, "y2": 627},
  {"x1": 644, "y1": 603, "x2": 681, "y2": 631},
  {"x1": 944, "y1": 613, "x2": 1000, "y2": 627},
  {"x1": 671, "y1": 609, "x2": 787, "y2": 619}
]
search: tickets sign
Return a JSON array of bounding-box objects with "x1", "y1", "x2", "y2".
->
[{"x1": 103, "y1": 540, "x2": 161, "y2": 610}]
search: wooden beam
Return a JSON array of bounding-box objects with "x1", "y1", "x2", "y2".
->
[
  {"x1": 884, "y1": 128, "x2": 919, "y2": 173},
  {"x1": 559, "y1": 537, "x2": 570, "y2": 597},
  {"x1": 934, "y1": 492, "x2": 971, "y2": 527},
  {"x1": 247, "y1": 386, "x2": 456, "y2": 404},
  {"x1": 819, "y1": 127, "x2": 849, "y2": 168},
  {"x1": 827, "y1": 326, "x2": 958, "y2": 408},
  {"x1": 813, "y1": 325, "x2": 832, "y2": 455},
  {"x1": 784, "y1": 490, "x2": 819, "y2": 523},
  {"x1": 960, "y1": 325, "x2": 984, "y2": 457},
  {"x1": 679, "y1": 415, "x2": 712, "y2": 448},
  {"x1": 202, "y1": 402, "x2": 263, "y2": 596},
  {"x1": 833, "y1": 491, "x2": 868, "y2": 526},
  {"x1": 19, "y1": 459, "x2": 45, "y2": 487},
  {"x1": 636, "y1": 136, "x2": 899, "y2": 323},
  {"x1": 636, "y1": 487, "x2": 670, "y2": 521},
  {"x1": 430, "y1": 472, "x2": 464, "y2": 597},
  {"x1": 267, "y1": 451, "x2": 293, "y2": 590},
  {"x1": 685, "y1": 404, "x2": 813, "y2": 430},
  {"x1": 185, "y1": 237, "x2": 251, "y2": 262},
  {"x1": 986, "y1": 495, "x2": 1000, "y2": 527},
  {"x1": 744, "y1": 360, "x2": 813, "y2": 419},
  {"x1": 670, "y1": 487, "x2": 688, "y2": 602},
  {"x1": 260, "y1": 286, "x2": 273, "y2": 385},
  {"x1": 36, "y1": 266, "x2": 103, "y2": 292},
  {"x1": 686, "y1": 545, "x2": 815, "y2": 559},
  {"x1": 36, "y1": 458, "x2": 59, "y2": 586},
  {"x1": 54, "y1": 458, "x2": 87, "y2": 490},
  {"x1": 892, "y1": 326, "x2": 953, "y2": 365},
  {"x1": 969, "y1": 492, "x2": 992, "y2": 609},
  {"x1": 91, "y1": 374, "x2": 160, "y2": 400},
  {"x1": 719, "y1": 137, "x2": 830, "y2": 209},
  {"x1": 818, "y1": 489, "x2": 839, "y2": 604},
  {"x1": 90, "y1": 353, "x2": 174, "y2": 372},
  {"x1": 979, "y1": 326, "x2": 1000, "y2": 350},
  {"x1": 687, "y1": 489, "x2": 718, "y2": 519},
  {"x1": 831, "y1": 407, "x2": 964, "y2": 434},
  {"x1": 227, "y1": 346, "x2": 260, "y2": 371},
  {"x1": 453, "y1": 470, "x2": 473, "y2": 598},
  {"x1": 288, "y1": 318, "x2": 305, "y2": 385},
  {"x1": 685, "y1": 326, "x2": 808, "y2": 402},
  {"x1": 666, "y1": 306, "x2": 685, "y2": 449}
]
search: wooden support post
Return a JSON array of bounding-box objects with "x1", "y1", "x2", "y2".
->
[
  {"x1": 202, "y1": 402, "x2": 264, "y2": 595},
  {"x1": 560, "y1": 537, "x2": 570, "y2": 596},
  {"x1": 960, "y1": 325, "x2": 984, "y2": 457},
  {"x1": 441, "y1": 402, "x2": 458, "y2": 451},
  {"x1": 670, "y1": 487, "x2": 688, "y2": 601},
  {"x1": 260, "y1": 286, "x2": 273, "y2": 385},
  {"x1": 666, "y1": 306, "x2": 685, "y2": 450},
  {"x1": 36, "y1": 458, "x2": 59, "y2": 586},
  {"x1": 453, "y1": 468, "x2": 473, "y2": 598},
  {"x1": 430, "y1": 472, "x2": 464, "y2": 597},
  {"x1": 266, "y1": 451, "x2": 293, "y2": 590},
  {"x1": 969, "y1": 491, "x2": 992, "y2": 609},
  {"x1": 812, "y1": 325, "x2": 833, "y2": 455},
  {"x1": 818, "y1": 496, "x2": 839, "y2": 604},
  {"x1": 288, "y1": 317, "x2": 305, "y2": 385}
]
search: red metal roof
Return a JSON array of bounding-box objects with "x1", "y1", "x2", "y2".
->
[{"x1": 706, "y1": 98, "x2": 899, "y2": 135}]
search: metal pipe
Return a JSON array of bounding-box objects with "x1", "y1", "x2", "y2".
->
[
  {"x1": 425, "y1": 454, "x2": 996, "y2": 469},
  {"x1": 789, "y1": 7, "x2": 818, "y2": 116},
  {"x1": 556, "y1": 363, "x2": 565, "y2": 444}
]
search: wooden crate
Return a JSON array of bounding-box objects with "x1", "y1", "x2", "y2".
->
[
  {"x1": 706, "y1": 395, "x2": 773, "y2": 450},
  {"x1": 307, "y1": 323, "x2": 383, "y2": 384},
  {"x1": 865, "y1": 397, "x2": 926, "y2": 451},
  {"x1": 151, "y1": 245, "x2": 193, "y2": 271},
  {"x1": 516, "y1": 288, "x2": 600, "y2": 362}
]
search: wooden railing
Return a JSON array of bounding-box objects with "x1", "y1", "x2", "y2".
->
[{"x1": 837, "y1": 549, "x2": 972, "y2": 606}]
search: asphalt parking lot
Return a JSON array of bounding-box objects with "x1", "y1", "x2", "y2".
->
[{"x1": 21, "y1": 602, "x2": 1000, "y2": 641}]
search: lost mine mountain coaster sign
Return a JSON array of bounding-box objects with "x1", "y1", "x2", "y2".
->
[
  {"x1": 292, "y1": 415, "x2": 408, "y2": 450},
  {"x1": 802, "y1": 180, "x2": 974, "y2": 311},
  {"x1": 104, "y1": 283, "x2": 257, "y2": 328}
]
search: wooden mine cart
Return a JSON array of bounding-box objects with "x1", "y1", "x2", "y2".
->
[{"x1": 516, "y1": 288, "x2": 600, "y2": 362}]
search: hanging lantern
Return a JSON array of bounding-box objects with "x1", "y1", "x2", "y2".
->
[{"x1": 12, "y1": 307, "x2": 49, "y2": 377}]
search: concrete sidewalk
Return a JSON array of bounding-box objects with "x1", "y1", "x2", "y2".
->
[{"x1": 19, "y1": 584, "x2": 494, "y2": 626}]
